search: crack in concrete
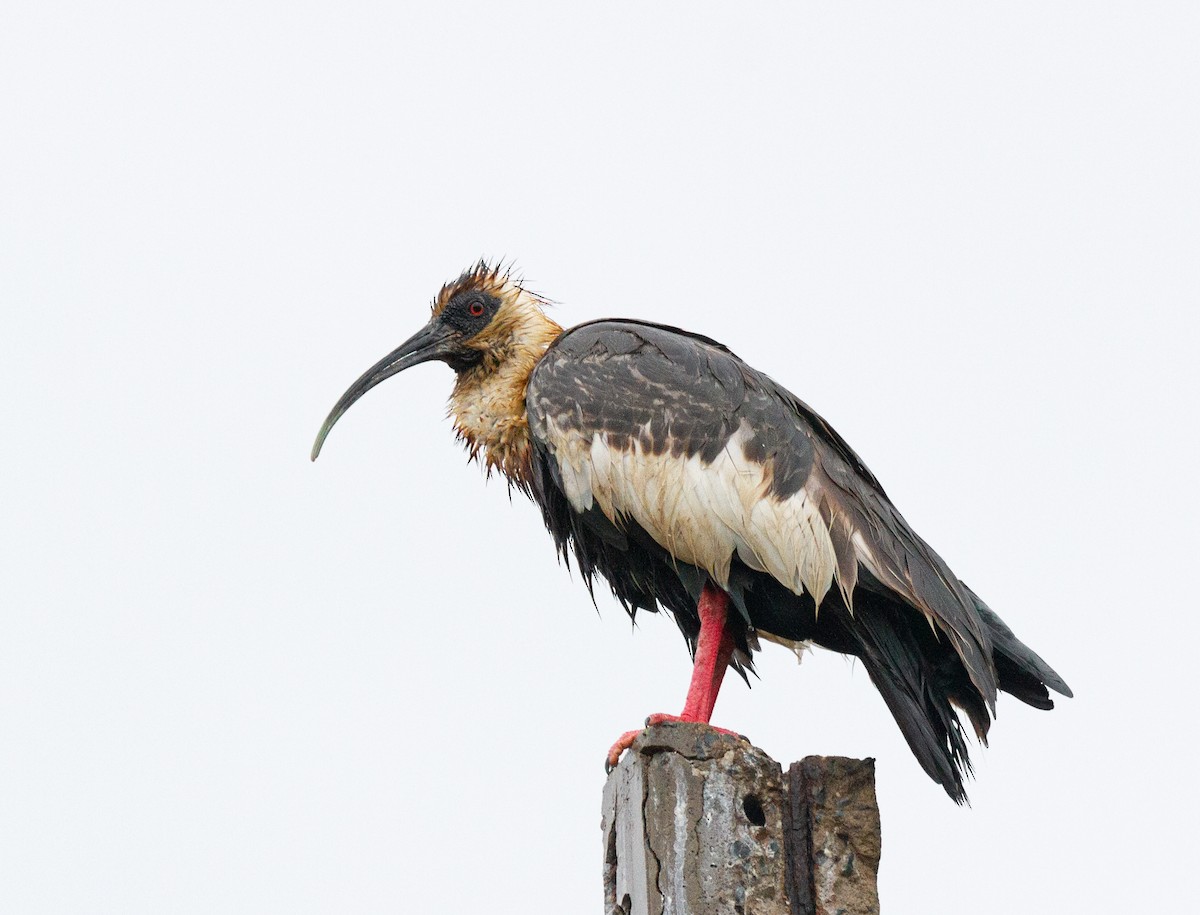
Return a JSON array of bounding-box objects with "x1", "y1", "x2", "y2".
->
[
  {"x1": 642, "y1": 756, "x2": 665, "y2": 914},
  {"x1": 691, "y1": 773, "x2": 709, "y2": 913}
]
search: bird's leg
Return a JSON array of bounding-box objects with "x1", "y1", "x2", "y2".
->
[
  {"x1": 654, "y1": 584, "x2": 736, "y2": 723},
  {"x1": 606, "y1": 583, "x2": 743, "y2": 771}
]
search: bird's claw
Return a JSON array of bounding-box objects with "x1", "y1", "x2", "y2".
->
[
  {"x1": 605, "y1": 728, "x2": 645, "y2": 773},
  {"x1": 645, "y1": 713, "x2": 681, "y2": 727}
]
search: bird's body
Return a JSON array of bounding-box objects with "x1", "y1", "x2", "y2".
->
[{"x1": 313, "y1": 263, "x2": 1071, "y2": 803}]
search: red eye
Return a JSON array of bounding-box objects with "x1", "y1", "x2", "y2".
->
[{"x1": 468, "y1": 301, "x2": 485, "y2": 317}]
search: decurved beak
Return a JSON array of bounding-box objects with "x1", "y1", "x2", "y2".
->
[{"x1": 311, "y1": 320, "x2": 454, "y2": 461}]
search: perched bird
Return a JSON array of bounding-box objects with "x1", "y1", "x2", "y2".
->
[{"x1": 312, "y1": 262, "x2": 1071, "y2": 803}]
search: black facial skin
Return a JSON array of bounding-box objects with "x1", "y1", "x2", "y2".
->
[
  {"x1": 440, "y1": 292, "x2": 502, "y2": 337},
  {"x1": 430, "y1": 291, "x2": 500, "y2": 372}
]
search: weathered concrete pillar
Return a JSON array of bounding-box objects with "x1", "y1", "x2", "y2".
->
[
  {"x1": 784, "y1": 757, "x2": 881, "y2": 915},
  {"x1": 601, "y1": 722, "x2": 881, "y2": 915}
]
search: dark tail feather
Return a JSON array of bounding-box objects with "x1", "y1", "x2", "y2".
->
[
  {"x1": 852, "y1": 595, "x2": 983, "y2": 804},
  {"x1": 964, "y1": 585, "x2": 1073, "y2": 706},
  {"x1": 866, "y1": 663, "x2": 974, "y2": 804}
]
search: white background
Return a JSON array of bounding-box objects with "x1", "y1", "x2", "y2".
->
[{"x1": 3, "y1": 3, "x2": 1198, "y2": 912}]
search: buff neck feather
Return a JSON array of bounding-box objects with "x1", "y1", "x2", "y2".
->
[{"x1": 447, "y1": 301, "x2": 562, "y2": 486}]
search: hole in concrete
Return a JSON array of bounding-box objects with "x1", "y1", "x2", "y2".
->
[{"x1": 743, "y1": 794, "x2": 766, "y2": 826}]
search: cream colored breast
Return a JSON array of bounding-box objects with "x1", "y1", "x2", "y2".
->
[{"x1": 541, "y1": 417, "x2": 841, "y2": 608}]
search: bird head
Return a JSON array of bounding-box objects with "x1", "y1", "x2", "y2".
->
[{"x1": 311, "y1": 262, "x2": 560, "y2": 461}]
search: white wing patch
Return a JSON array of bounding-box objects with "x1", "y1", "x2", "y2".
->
[{"x1": 543, "y1": 418, "x2": 840, "y2": 607}]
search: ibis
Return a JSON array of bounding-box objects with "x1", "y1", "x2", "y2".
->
[{"x1": 312, "y1": 262, "x2": 1071, "y2": 803}]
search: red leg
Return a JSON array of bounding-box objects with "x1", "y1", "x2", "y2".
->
[{"x1": 606, "y1": 582, "x2": 742, "y2": 771}]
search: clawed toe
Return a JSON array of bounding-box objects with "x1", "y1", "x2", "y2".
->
[{"x1": 605, "y1": 728, "x2": 644, "y2": 773}]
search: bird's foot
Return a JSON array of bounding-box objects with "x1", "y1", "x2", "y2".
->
[
  {"x1": 605, "y1": 728, "x2": 645, "y2": 773},
  {"x1": 604, "y1": 715, "x2": 744, "y2": 773}
]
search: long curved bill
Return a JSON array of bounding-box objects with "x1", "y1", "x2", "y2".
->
[{"x1": 311, "y1": 320, "x2": 453, "y2": 461}]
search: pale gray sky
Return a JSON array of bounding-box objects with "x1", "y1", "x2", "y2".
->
[{"x1": 3, "y1": 3, "x2": 1198, "y2": 912}]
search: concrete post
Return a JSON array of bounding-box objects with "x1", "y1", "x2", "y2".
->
[{"x1": 601, "y1": 722, "x2": 881, "y2": 915}]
